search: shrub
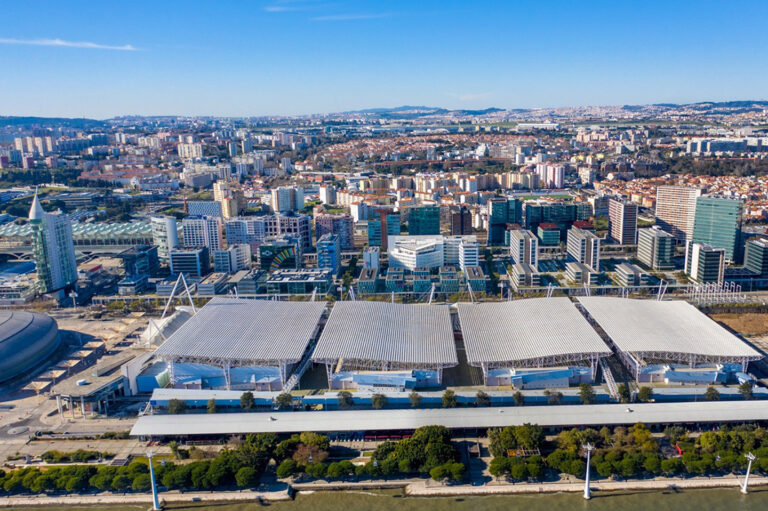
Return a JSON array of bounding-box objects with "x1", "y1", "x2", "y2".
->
[
  {"x1": 305, "y1": 462, "x2": 327, "y2": 479},
  {"x1": 235, "y1": 467, "x2": 257, "y2": 487},
  {"x1": 276, "y1": 459, "x2": 297, "y2": 479},
  {"x1": 442, "y1": 390, "x2": 457, "y2": 408},
  {"x1": 371, "y1": 393, "x2": 387, "y2": 409}
]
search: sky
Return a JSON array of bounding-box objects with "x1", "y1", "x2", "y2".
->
[{"x1": 0, "y1": 0, "x2": 767, "y2": 118}]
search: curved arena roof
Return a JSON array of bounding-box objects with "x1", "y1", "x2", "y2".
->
[
  {"x1": 154, "y1": 297, "x2": 327, "y2": 366},
  {"x1": 457, "y1": 298, "x2": 612, "y2": 368},
  {"x1": 0, "y1": 310, "x2": 59, "y2": 383},
  {"x1": 577, "y1": 297, "x2": 762, "y2": 362},
  {"x1": 312, "y1": 302, "x2": 457, "y2": 368}
]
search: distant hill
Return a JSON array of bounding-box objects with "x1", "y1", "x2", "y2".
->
[
  {"x1": 0, "y1": 116, "x2": 104, "y2": 129},
  {"x1": 345, "y1": 105, "x2": 504, "y2": 118}
]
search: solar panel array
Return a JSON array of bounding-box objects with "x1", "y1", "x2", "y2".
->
[
  {"x1": 312, "y1": 301, "x2": 457, "y2": 366},
  {"x1": 457, "y1": 298, "x2": 611, "y2": 365}
]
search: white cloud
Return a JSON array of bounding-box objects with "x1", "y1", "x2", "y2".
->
[{"x1": 0, "y1": 37, "x2": 137, "y2": 51}]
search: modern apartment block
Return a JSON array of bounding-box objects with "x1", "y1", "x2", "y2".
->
[
  {"x1": 182, "y1": 216, "x2": 223, "y2": 250},
  {"x1": 270, "y1": 186, "x2": 304, "y2": 213},
  {"x1": 655, "y1": 185, "x2": 702, "y2": 242},
  {"x1": 213, "y1": 244, "x2": 252, "y2": 274},
  {"x1": 509, "y1": 229, "x2": 538, "y2": 269},
  {"x1": 608, "y1": 198, "x2": 638, "y2": 245},
  {"x1": 315, "y1": 214, "x2": 354, "y2": 250},
  {"x1": 685, "y1": 242, "x2": 725, "y2": 283},
  {"x1": 637, "y1": 227, "x2": 674, "y2": 270},
  {"x1": 29, "y1": 192, "x2": 77, "y2": 293},
  {"x1": 691, "y1": 196, "x2": 745, "y2": 263},
  {"x1": 566, "y1": 227, "x2": 600, "y2": 272},
  {"x1": 368, "y1": 209, "x2": 401, "y2": 250},
  {"x1": 317, "y1": 233, "x2": 342, "y2": 275}
]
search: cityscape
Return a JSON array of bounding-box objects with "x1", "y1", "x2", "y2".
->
[{"x1": 2, "y1": 1, "x2": 768, "y2": 509}]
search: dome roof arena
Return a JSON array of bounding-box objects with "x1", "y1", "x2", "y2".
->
[{"x1": 0, "y1": 310, "x2": 59, "y2": 384}]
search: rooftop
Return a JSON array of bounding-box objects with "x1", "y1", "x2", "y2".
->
[
  {"x1": 131, "y1": 400, "x2": 768, "y2": 437},
  {"x1": 311, "y1": 302, "x2": 457, "y2": 367},
  {"x1": 578, "y1": 297, "x2": 762, "y2": 361},
  {"x1": 153, "y1": 297, "x2": 327, "y2": 365},
  {"x1": 457, "y1": 298, "x2": 611, "y2": 367}
]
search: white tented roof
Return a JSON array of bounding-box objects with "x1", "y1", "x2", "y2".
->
[
  {"x1": 578, "y1": 297, "x2": 762, "y2": 360},
  {"x1": 311, "y1": 302, "x2": 457, "y2": 367},
  {"x1": 153, "y1": 297, "x2": 326, "y2": 364},
  {"x1": 457, "y1": 298, "x2": 611, "y2": 366}
]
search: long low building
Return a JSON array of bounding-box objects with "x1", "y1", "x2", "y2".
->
[
  {"x1": 152, "y1": 297, "x2": 327, "y2": 390},
  {"x1": 130, "y1": 400, "x2": 768, "y2": 437},
  {"x1": 578, "y1": 297, "x2": 763, "y2": 379},
  {"x1": 457, "y1": 298, "x2": 612, "y2": 386},
  {"x1": 311, "y1": 301, "x2": 457, "y2": 389}
]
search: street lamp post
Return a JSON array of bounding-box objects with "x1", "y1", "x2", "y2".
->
[
  {"x1": 583, "y1": 443, "x2": 594, "y2": 500},
  {"x1": 741, "y1": 452, "x2": 757, "y2": 494},
  {"x1": 147, "y1": 451, "x2": 161, "y2": 510}
]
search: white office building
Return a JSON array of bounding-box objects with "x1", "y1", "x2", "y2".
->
[
  {"x1": 151, "y1": 215, "x2": 179, "y2": 261},
  {"x1": 388, "y1": 235, "x2": 478, "y2": 272},
  {"x1": 182, "y1": 216, "x2": 223, "y2": 251},
  {"x1": 509, "y1": 229, "x2": 538, "y2": 269}
]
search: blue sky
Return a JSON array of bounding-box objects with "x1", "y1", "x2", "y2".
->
[{"x1": 0, "y1": 0, "x2": 766, "y2": 118}]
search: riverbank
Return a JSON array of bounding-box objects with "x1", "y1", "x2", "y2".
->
[{"x1": 2, "y1": 474, "x2": 767, "y2": 507}]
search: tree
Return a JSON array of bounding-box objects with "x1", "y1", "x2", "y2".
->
[
  {"x1": 207, "y1": 398, "x2": 217, "y2": 414},
  {"x1": 305, "y1": 462, "x2": 328, "y2": 479},
  {"x1": 544, "y1": 390, "x2": 563, "y2": 405},
  {"x1": 442, "y1": 389, "x2": 457, "y2": 408},
  {"x1": 371, "y1": 393, "x2": 388, "y2": 409},
  {"x1": 337, "y1": 391, "x2": 354, "y2": 409},
  {"x1": 169, "y1": 441, "x2": 180, "y2": 460},
  {"x1": 617, "y1": 383, "x2": 631, "y2": 403},
  {"x1": 409, "y1": 391, "x2": 422, "y2": 408},
  {"x1": 739, "y1": 381, "x2": 754, "y2": 400},
  {"x1": 276, "y1": 459, "x2": 297, "y2": 479},
  {"x1": 132, "y1": 473, "x2": 151, "y2": 491},
  {"x1": 579, "y1": 383, "x2": 596, "y2": 404},
  {"x1": 513, "y1": 391, "x2": 525, "y2": 406},
  {"x1": 705, "y1": 386, "x2": 721, "y2": 401},
  {"x1": 637, "y1": 386, "x2": 653, "y2": 403},
  {"x1": 235, "y1": 467, "x2": 257, "y2": 487},
  {"x1": 167, "y1": 399, "x2": 186, "y2": 415},
  {"x1": 276, "y1": 392, "x2": 293, "y2": 410},
  {"x1": 475, "y1": 390, "x2": 491, "y2": 407},
  {"x1": 661, "y1": 458, "x2": 683, "y2": 475},
  {"x1": 240, "y1": 391, "x2": 255, "y2": 410}
]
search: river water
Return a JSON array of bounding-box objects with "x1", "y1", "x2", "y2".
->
[{"x1": 23, "y1": 487, "x2": 768, "y2": 511}]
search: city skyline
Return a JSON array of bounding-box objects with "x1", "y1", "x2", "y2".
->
[{"x1": 1, "y1": 0, "x2": 767, "y2": 118}]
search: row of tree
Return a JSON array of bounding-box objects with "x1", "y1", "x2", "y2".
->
[
  {"x1": 489, "y1": 422, "x2": 768, "y2": 482},
  {"x1": 0, "y1": 433, "x2": 279, "y2": 495}
]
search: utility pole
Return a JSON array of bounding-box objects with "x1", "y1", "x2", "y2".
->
[
  {"x1": 741, "y1": 452, "x2": 757, "y2": 494},
  {"x1": 147, "y1": 450, "x2": 162, "y2": 510},
  {"x1": 583, "y1": 443, "x2": 594, "y2": 499}
]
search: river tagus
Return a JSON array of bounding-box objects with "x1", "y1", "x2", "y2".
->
[{"x1": 24, "y1": 487, "x2": 768, "y2": 511}]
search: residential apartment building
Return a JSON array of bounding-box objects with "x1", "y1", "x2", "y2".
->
[
  {"x1": 29, "y1": 193, "x2": 77, "y2": 293},
  {"x1": 608, "y1": 198, "x2": 638, "y2": 245},
  {"x1": 655, "y1": 185, "x2": 702, "y2": 242},
  {"x1": 315, "y1": 214, "x2": 354, "y2": 250}
]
